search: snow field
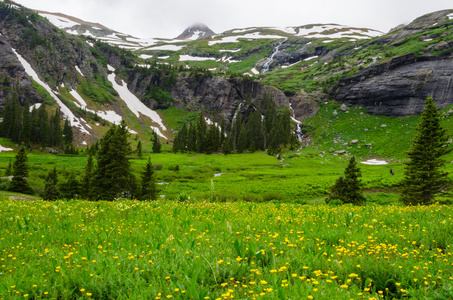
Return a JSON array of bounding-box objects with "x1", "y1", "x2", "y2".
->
[{"x1": 12, "y1": 48, "x2": 90, "y2": 134}]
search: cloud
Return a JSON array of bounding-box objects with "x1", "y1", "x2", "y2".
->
[{"x1": 13, "y1": 0, "x2": 453, "y2": 38}]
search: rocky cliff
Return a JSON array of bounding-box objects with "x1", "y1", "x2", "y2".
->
[{"x1": 332, "y1": 52, "x2": 453, "y2": 116}]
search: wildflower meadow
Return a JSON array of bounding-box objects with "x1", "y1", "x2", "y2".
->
[{"x1": 1, "y1": 200, "x2": 452, "y2": 299}]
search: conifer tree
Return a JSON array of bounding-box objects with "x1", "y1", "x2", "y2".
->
[
  {"x1": 93, "y1": 120, "x2": 132, "y2": 200},
  {"x1": 140, "y1": 157, "x2": 158, "y2": 200},
  {"x1": 42, "y1": 167, "x2": 60, "y2": 200},
  {"x1": 327, "y1": 156, "x2": 365, "y2": 205},
  {"x1": 59, "y1": 173, "x2": 80, "y2": 199},
  {"x1": 63, "y1": 119, "x2": 73, "y2": 145},
  {"x1": 9, "y1": 145, "x2": 33, "y2": 195},
  {"x1": 152, "y1": 132, "x2": 161, "y2": 153},
  {"x1": 5, "y1": 159, "x2": 12, "y2": 176},
  {"x1": 399, "y1": 97, "x2": 452, "y2": 205},
  {"x1": 19, "y1": 100, "x2": 31, "y2": 144}
]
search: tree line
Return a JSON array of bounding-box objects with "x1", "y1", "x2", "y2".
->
[
  {"x1": 172, "y1": 95, "x2": 299, "y2": 155},
  {"x1": 0, "y1": 99, "x2": 75, "y2": 153}
]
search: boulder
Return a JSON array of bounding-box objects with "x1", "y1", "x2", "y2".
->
[{"x1": 350, "y1": 139, "x2": 359, "y2": 144}]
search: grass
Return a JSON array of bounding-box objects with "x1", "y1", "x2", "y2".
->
[{"x1": 1, "y1": 200, "x2": 452, "y2": 299}]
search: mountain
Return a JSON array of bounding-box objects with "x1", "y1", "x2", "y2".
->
[
  {"x1": 175, "y1": 23, "x2": 215, "y2": 40},
  {"x1": 1, "y1": 0, "x2": 453, "y2": 146}
]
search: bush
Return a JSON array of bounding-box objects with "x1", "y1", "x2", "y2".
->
[
  {"x1": 262, "y1": 191, "x2": 285, "y2": 202},
  {"x1": 153, "y1": 164, "x2": 163, "y2": 171}
]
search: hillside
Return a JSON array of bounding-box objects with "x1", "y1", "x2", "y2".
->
[{"x1": 0, "y1": 1, "x2": 452, "y2": 159}]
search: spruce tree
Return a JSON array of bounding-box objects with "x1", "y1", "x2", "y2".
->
[
  {"x1": 5, "y1": 159, "x2": 12, "y2": 176},
  {"x1": 152, "y1": 132, "x2": 161, "y2": 153},
  {"x1": 93, "y1": 120, "x2": 132, "y2": 200},
  {"x1": 59, "y1": 173, "x2": 80, "y2": 199},
  {"x1": 63, "y1": 119, "x2": 73, "y2": 145},
  {"x1": 9, "y1": 145, "x2": 33, "y2": 195},
  {"x1": 399, "y1": 97, "x2": 452, "y2": 205},
  {"x1": 140, "y1": 157, "x2": 158, "y2": 200},
  {"x1": 327, "y1": 156, "x2": 365, "y2": 205},
  {"x1": 42, "y1": 167, "x2": 60, "y2": 200}
]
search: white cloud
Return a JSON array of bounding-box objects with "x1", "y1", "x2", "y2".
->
[{"x1": 14, "y1": 0, "x2": 453, "y2": 39}]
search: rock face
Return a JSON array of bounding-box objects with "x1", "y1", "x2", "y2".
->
[
  {"x1": 0, "y1": 37, "x2": 41, "y2": 110},
  {"x1": 176, "y1": 23, "x2": 215, "y2": 40},
  {"x1": 169, "y1": 76, "x2": 289, "y2": 123},
  {"x1": 331, "y1": 52, "x2": 453, "y2": 116}
]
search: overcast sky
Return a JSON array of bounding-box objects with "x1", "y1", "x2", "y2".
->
[{"x1": 13, "y1": 0, "x2": 453, "y2": 39}]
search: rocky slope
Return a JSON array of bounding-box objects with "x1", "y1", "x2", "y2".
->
[
  {"x1": 330, "y1": 10, "x2": 453, "y2": 116},
  {"x1": 175, "y1": 23, "x2": 215, "y2": 40}
]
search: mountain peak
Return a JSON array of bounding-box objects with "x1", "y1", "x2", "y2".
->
[{"x1": 176, "y1": 23, "x2": 215, "y2": 40}]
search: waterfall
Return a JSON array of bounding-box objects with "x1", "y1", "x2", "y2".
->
[
  {"x1": 295, "y1": 124, "x2": 304, "y2": 143},
  {"x1": 231, "y1": 102, "x2": 243, "y2": 130},
  {"x1": 260, "y1": 39, "x2": 286, "y2": 73}
]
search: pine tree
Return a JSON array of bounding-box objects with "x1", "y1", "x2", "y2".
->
[
  {"x1": 327, "y1": 156, "x2": 366, "y2": 205},
  {"x1": 399, "y1": 97, "x2": 452, "y2": 205},
  {"x1": 140, "y1": 157, "x2": 158, "y2": 200},
  {"x1": 9, "y1": 145, "x2": 33, "y2": 194},
  {"x1": 63, "y1": 119, "x2": 73, "y2": 145},
  {"x1": 42, "y1": 167, "x2": 60, "y2": 200},
  {"x1": 5, "y1": 159, "x2": 12, "y2": 176},
  {"x1": 93, "y1": 121, "x2": 132, "y2": 200},
  {"x1": 19, "y1": 100, "x2": 31, "y2": 144},
  {"x1": 152, "y1": 132, "x2": 161, "y2": 153},
  {"x1": 59, "y1": 173, "x2": 80, "y2": 199}
]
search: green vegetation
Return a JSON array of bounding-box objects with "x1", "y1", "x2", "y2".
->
[
  {"x1": 1, "y1": 200, "x2": 452, "y2": 299},
  {"x1": 327, "y1": 156, "x2": 366, "y2": 205},
  {"x1": 400, "y1": 97, "x2": 452, "y2": 205}
]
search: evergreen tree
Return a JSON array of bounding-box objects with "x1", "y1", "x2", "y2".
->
[
  {"x1": 9, "y1": 145, "x2": 33, "y2": 194},
  {"x1": 399, "y1": 97, "x2": 452, "y2": 205},
  {"x1": 5, "y1": 159, "x2": 12, "y2": 176},
  {"x1": 140, "y1": 157, "x2": 158, "y2": 200},
  {"x1": 63, "y1": 119, "x2": 73, "y2": 145},
  {"x1": 59, "y1": 173, "x2": 80, "y2": 199},
  {"x1": 152, "y1": 132, "x2": 161, "y2": 153},
  {"x1": 37, "y1": 105, "x2": 48, "y2": 146},
  {"x1": 42, "y1": 167, "x2": 60, "y2": 200},
  {"x1": 19, "y1": 100, "x2": 31, "y2": 144},
  {"x1": 93, "y1": 121, "x2": 132, "y2": 200},
  {"x1": 196, "y1": 113, "x2": 207, "y2": 152},
  {"x1": 327, "y1": 156, "x2": 365, "y2": 205},
  {"x1": 137, "y1": 140, "x2": 142, "y2": 158}
]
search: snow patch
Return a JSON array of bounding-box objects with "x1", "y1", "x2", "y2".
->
[
  {"x1": 219, "y1": 48, "x2": 241, "y2": 53},
  {"x1": 149, "y1": 44, "x2": 185, "y2": 51},
  {"x1": 75, "y1": 65, "x2": 84, "y2": 76},
  {"x1": 107, "y1": 65, "x2": 166, "y2": 131},
  {"x1": 140, "y1": 54, "x2": 154, "y2": 59},
  {"x1": 208, "y1": 33, "x2": 285, "y2": 45},
  {"x1": 447, "y1": 13, "x2": 453, "y2": 20},
  {"x1": 11, "y1": 48, "x2": 89, "y2": 134},
  {"x1": 151, "y1": 126, "x2": 167, "y2": 140},
  {"x1": 251, "y1": 68, "x2": 259, "y2": 75},
  {"x1": 30, "y1": 103, "x2": 42, "y2": 112},
  {"x1": 179, "y1": 55, "x2": 216, "y2": 61},
  {"x1": 360, "y1": 159, "x2": 388, "y2": 165},
  {"x1": 39, "y1": 13, "x2": 80, "y2": 29},
  {"x1": 0, "y1": 145, "x2": 13, "y2": 152},
  {"x1": 69, "y1": 90, "x2": 87, "y2": 108},
  {"x1": 304, "y1": 55, "x2": 319, "y2": 61}
]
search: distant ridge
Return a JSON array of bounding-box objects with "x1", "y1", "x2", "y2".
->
[{"x1": 176, "y1": 23, "x2": 215, "y2": 40}]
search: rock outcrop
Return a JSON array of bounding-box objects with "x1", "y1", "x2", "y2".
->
[
  {"x1": 331, "y1": 52, "x2": 453, "y2": 116},
  {"x1": 169, "y1": 75, "x2": 289, "y2": 122}
]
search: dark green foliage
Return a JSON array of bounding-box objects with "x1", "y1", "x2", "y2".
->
[
  {"x1": 152, "y1": 132, "x2": 161, "y2": 153},
  {"x1": 63, "y1": 119, "x2": 73, "y2": 145},
  {"x1": 5, "y1": 159, "x2": 12, "y2": 176},
  {"x1": 140, "y1": 157, "x2": 158, "y2": 200},
  {"x1": 0, "y1": 101, "x2": 69, "y2": 149},
  {"x1": 327, "y1": 156, "x2": 366, "y2": 205},
  {"x1": 172, "y1": 95, "x2": 292, "y2": 155},
  {"x1": 93, "y1": 120, "x2": 132, "y2": 200},
  {"x1": 9, "y1": 145, "x2": 33, "y2": 195},
  {"x1": 42, "y1": 167, "x2": 59, "y2": 200},
  {"x1": 58, "y1": 173, "x2": 81, "y2": 200},
  {"x1": 399, "y1": 97, "x2": 452, "y2": 205}
]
